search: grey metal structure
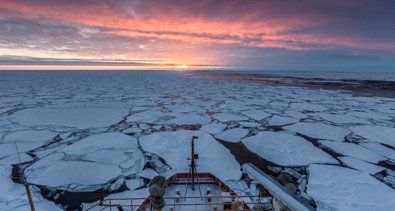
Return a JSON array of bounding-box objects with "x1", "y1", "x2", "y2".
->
[{"x1": 242, "y1": 163, "x2": 315, "y2": 211}]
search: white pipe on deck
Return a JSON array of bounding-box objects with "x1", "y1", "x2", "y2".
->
[{"x1": 242, "y1": 163, "x2": 315, "y2": 211}]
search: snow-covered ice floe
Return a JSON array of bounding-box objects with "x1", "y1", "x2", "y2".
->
[
  {"x1": 0, "y1": 165, "x2": 62, "y2": 211},
  {"x1": 139, "y1": 130, "x2": 242, "y2": 181},
  {"x1": 24, "y1": 132, "x2": 144, "y2": 191},
  {"x1": 200, "y1": 123, "x2": 227, "y2": 134},
  {"x1": 242, "y1": 132, "x2": 338, "y2": 166},
  {"x1": 284, "y1": 122, "x2": 350, "y2": 141},
  {"x1": 1, "y1": 71, "x2": 394, "y2": 210},
  {"x1": 351, "y1": 125, "x2": 395, "y2": 148},
  {"x1": 268, "y1": 115, "x2": 299, "y2": 126},
  {"x1": 320, "y1": 140, "x2": 386, "y2": 163},
  {"x1": 11, "y1": 103, "x2": 129, "y2": 129},
  {"x1": 307, "y1": 164, "x2": 395, "y2": 211},
  {"x1": 1, "y1": 129, "x2": 57, "y2": 159},
  {"x1": 215, "y1": 128, "x2": 249, "y2": 143}
]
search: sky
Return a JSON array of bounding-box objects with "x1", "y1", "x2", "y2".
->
[{"x1": 0, "y1": 0, "x2": 394, "y2": 71}]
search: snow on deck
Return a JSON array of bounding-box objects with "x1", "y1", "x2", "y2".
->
[{"x1": 163, "y1": 183, "x2": 227, "y2": 211}]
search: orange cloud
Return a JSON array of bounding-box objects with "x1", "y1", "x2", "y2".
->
[{"x1": 1, "y1": 1, "x2": 394, "y2": 70}]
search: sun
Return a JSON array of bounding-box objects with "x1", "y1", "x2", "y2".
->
[{"x1": 175, "y1": 64, "x2": 189, "y2": 70}]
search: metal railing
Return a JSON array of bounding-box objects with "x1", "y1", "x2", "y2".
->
[{"x1": 84, "y1": 194, "x2": 273, "y2": 211}]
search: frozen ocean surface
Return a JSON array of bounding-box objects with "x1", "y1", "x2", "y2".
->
[{"x1": 0, "y1": 70, "x2": 394, "y2": 211}]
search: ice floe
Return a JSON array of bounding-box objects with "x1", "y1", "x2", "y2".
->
[
  {"x1": 268, "y1": 115, "x2": 299, "y2": 126},
  {"x1": 137, "y1": 168, "x2": 158, "y2": 179},
  {"x1": 200, "y1": 123, "x2": 227, "y2": 134},
  {"x1": 242, "y1": 132, "x2": 338, "y2": 166},
  {"x1": 360, "y1": 143, "x2": 395, "y2": 160},
  {"x1": 139, "y1": 130, "x2": 241, "y2": 181},
  {"x1": 318, "y1": 113, "x2": 371, "y2": 124},
  {"x1": 284, "y1": 122, "x2": 350, "y2": 141},
  {"x1": 290, "y1": 103, "x2": 328, "y2": 112},
  {"x1": 215, "y1": 128, "x2": 249, "y2": 143},
  {"x1": 0, "y1": 165, "x2": 62, "y2": 211},
  {"x1": 339, "y1": 156, "x2": 385, "y2": 175},
  {"x1": 160, "y1": 113, "x2": 211, "y2": 125},
  {"x1": 27, "y1": 159, "x2": 122, "y2": 187},
  {"x1": 320, "y1": 141, "x2": 386, "y2": 163},
  {"x1": 213, "y1": 112, "x2": 248, "y2": 122},
  {"x1": 347, "y1": 111, "x2": 392, "y2": 120},
  {"x1": 351, "y1": 125, "x2": 395, "y2": 147},
  {"x1": 25, "y1": 133, "x2": 144, "y2": 190},
  {"x1": 125, "y1": 178, "x2": 143, "y2": 190},
  {"x1": 239, "y1": 121, "x2": 260, "y2": 128},
  {"x1": 1, "y1": 129, "x2": 57, "y2": 158},
  {"x1": 307, "y1": 164, "x2": 395, "y2": 211},
  {"x1": 1, "y1": 71, "x2": 395, "y2": 210},
  {"x1": 11, "y1": 105, "x2": 128, "y2": 129},
  {"x1": 241, "y1": 110, "x2": 271, "y2": 120},
  {"x1": 127, "y1": 109, "x2": 165, "y2": 123}
]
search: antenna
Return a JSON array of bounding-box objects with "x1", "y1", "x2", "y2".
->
[
  {"x1": 15, "y1": 142, "x2": 36, "y2": 211},
  {"x1": 14, "y1": 142, "x2": 22, "y2": 163},
  {"x1": 184, "y1": 136, "x2": 202, "y2": 198}
]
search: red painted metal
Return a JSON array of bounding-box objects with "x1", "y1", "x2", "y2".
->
[{"x1": 139, "y1": 172, "x2": 247, "y2": 210}]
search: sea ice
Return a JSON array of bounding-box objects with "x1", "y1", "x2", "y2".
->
[
  {"x1": 0, "y1": 142, "x2": 42, "y2": 158},
  {"x1": 360, "y1": 143, "x2": 395, "y2": 160},
  {"x1": 351, "y1": 125, "x2": 395, "y2": 147},
  {"x1": 373, "y1": 102, "x2": 395, "y2": 114},
  {"x1": 123, "y1": 127, "x2": 143, "y2": 134},
  {"x1": 160, "y1": 113, "x2": 211, "y2": 125},
  {"x1": 290, "y1": 103, "x2": 328, "y2": 112},
  {"x1": 347, "y1": 111, "x2": 392, "y2": 120},
  {"x1": 339, "y1": 156, "x2": 385, "y2": 175},
  {"x1": 320, "y1": 141, "x2": 386, "y2": 163},
  {"x1": 1, "y1": 165, "x2": 61, "y2": 211},
  {"x1": 125, "y1": 178, "x2": 143, "y2": 190},
  {"x1": 318, "y1": 113, "x2": 370, "y2": 124},
  {"x1": 200, "y1": 123, "x2": 227, "y2": 134},
  {"x1": 284, "y1": 110, "x2": 307, "y2": 119},
  {"x1": 11, "y1": 105, "x2": 128, "y2": 129},
  {"x1": 3, "y1": 130, "x2": 57, "y2": 143},
  {"x1": 137, "y1": 168, "x2": 158, "y2": 179},
  {"x1": 241, "y1": 110, "x2": 271, "y2": 121},
  {"x1": 26, "y1": 159, "x2": 122, "y2": 188},
  {"x1": 242, "y1": 132, "x2": 337, "y2": 166},
  {"x1": 139, "y1": 130, "x2": 241, "y2": 181},
  {"x1": 215, "y1": 128, "x2": 249, "y2": 143},
  {"x1": 2, "y1": 71, "x2": 395, "y2": 210},
  {"x1": 139, "y1": 123, "x2": 150, "y2": 130},
  {"x1": 307, "y1": 164, "x2": 395, "y2": 211},
  {"x1": 0, "y1": 130, "x2": 58, "y2": 158},
  {"x1": 0, "y1": 153, "x2": 33, "y2": 164},
  {"x1": 127, "y1": 110, "x2": 166, "y2": 123},
  {"x1": 82, "y1": 149, "x2": 130, "y2": 165},
  {"x1": 213, "y1": 112, "x2": 248, "y2": 122},
  {"x1": 268, "y1": 115, "x2": 299, "y2": 126},
  {"x1": 25, "y1": 133, "x2": 144, "y2": 189},
  {"x1": 284, "y1": 122, "x2": 350, "y2": 141},
  {"x1": 239, "y1": 121, "x2": 260, "y2": 128}
]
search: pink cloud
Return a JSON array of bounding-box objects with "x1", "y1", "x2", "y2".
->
[{"x1": 2, "y1": 0, "x2": 393, "y2": 51}]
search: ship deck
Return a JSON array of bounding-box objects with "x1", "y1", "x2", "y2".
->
[
  {"x1": 163, "y1": 182, "x2": 230, "y2": 211},
  {"x1": 84, "y1": 173, "x2": 273, "y2": 211}
]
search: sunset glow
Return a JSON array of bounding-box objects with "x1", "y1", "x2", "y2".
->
[
  {"x1": 176, "y1": 64, "x2": 189, "y2": 70},
  {"x1": 0, "y1": 0, "x2": 394, "y2": 71}
]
